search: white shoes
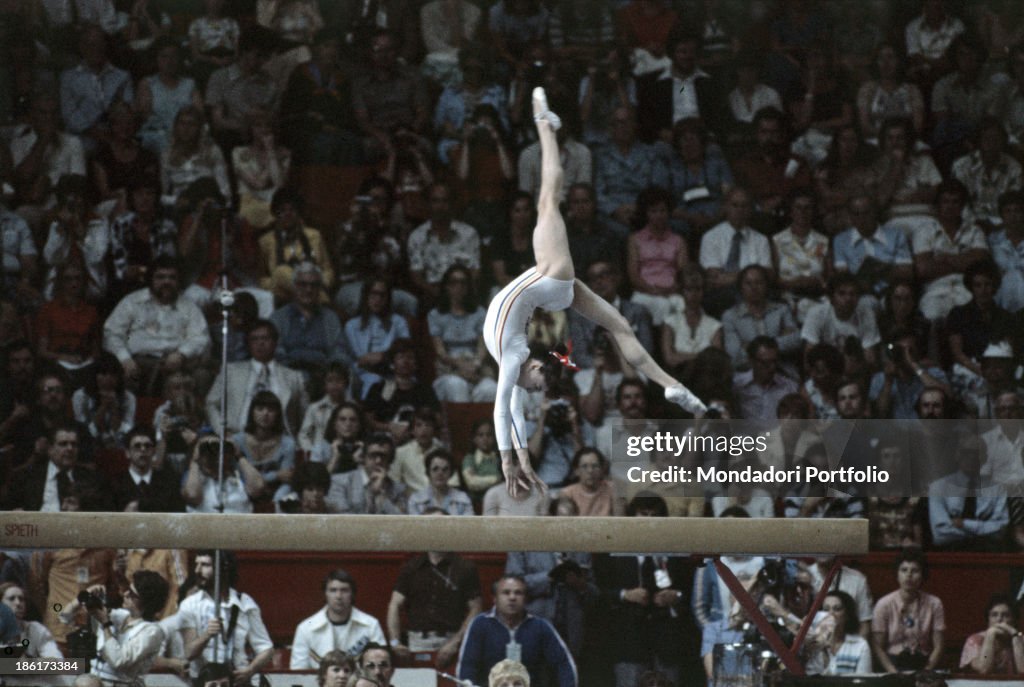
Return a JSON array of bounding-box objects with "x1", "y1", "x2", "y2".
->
[
  {"x1": 532, "y1": 87, "x2": 561, "y2": 131},
  {"x1": 665, "y1": 384, "x2": 707, "y2": 415}
]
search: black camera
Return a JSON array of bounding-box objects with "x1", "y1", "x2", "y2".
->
[
  {"x1": 546, "y1": 400, "x2": 572, "y2": 437},
  {"x1": 65, "y1": 625, "x2": 98, "y2": 670},
  {"x1": 77, "y1": 590, "x2": 106, "y2": 611}
]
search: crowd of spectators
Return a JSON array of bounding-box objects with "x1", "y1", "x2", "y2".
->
[{"x1": 3, "y1": 0, "x2": 1024, "y2": 685}]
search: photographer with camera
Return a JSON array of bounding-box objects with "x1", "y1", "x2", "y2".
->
[
  {"x1": 181, "y1": 433, "x2": 266, "y2": 513},
  {"x1": 61, "y1": 571, "x2": 170, "y2": 687},
  {"x1": 527, "y1": 384, "x2": 583, "y2": 490}
]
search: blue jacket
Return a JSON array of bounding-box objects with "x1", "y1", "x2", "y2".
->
[{"x1": 456, "y1": 609, "x2": 577, "y2": 687}]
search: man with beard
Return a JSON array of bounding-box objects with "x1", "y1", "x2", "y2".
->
[
  {"x1": 457, "y1": 575, "x2": 577, "y2": 687},
  {"x1": 178, "y1": 551, "x2": 273, "y2": 685},
  {"x1": 103, "y1": 256, "x2": 210, "y2": 395},
  {"x1": 290, "y1": 569, "x2": 385, "y2": 668}
]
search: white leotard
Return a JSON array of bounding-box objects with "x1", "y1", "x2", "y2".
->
[{"x1": 483, "y1": 267, "x2": 575, "y2": 451}]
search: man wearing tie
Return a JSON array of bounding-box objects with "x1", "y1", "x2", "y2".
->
[
  {"x1": 699, "y1": 187, "x2": 773, "y2": 316},
  {"x1": 929, "y1": 434, "x2": 1010, "y2": 551},
  {"x1": 110, "y1": 426, "x2": 184, "y2": 512},
  {"x1": 1, "y1": 424, "x2": 104, "y2": 511},
  {"x1": 205, "y1": 319, "x2": 308, "y2": 436}
]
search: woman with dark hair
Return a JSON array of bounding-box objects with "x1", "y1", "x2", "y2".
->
[
  {"x1": 558, "y1": 447, "x2": 615, "y2": 516},
  {"x1": 232, "y1": 390, "x2": 296, "y2": 502},
  {"x1": 233, "y1": 110, "x2": 292, "y2": 229},
  {"x1": 92, "y1": 102, "x2": 160, "y2": 212},
  {"x1": 460, "y1": 418, "x2": 501, "y2": 503},
  {"x1": 259, "y1": 187, "x2": 333, "y2": 300},
  {"x1": 72, "y1": 352, "x2": 137, "y2": 448},
  {"x1": 310, "y1": 401, "x2": 365, "y2": 474},
  {"x1": 35, "y1": 260, "x2": 101, "y2": 389},
  {"x1": 666, "y1": 118, "x2": 732, "y2": 236},
  {"x1": 136, "y1": 36, "x2": 203, "y2": 154},
  {"x1": 430, "y1": 265, "x2": 495, "y2": 402},
  {"x1": 871, "y1": 549, "x2": 945, "y2": 673},
  {"x1": 627, "y1": 186, "x2": 688, "y2": 327},
  {"x1": 879, "y1": 279, "x2": 931, "y2": 357},
  {"x1": 318, "y1": 649, "x2": 357, "y2": 687},
  {"x1": 285, "y1": 461, "x2": 332, "y2": 514},
  {"x1": 407, "y1": 448, "x2": 474, "y2": 515},
  {"x1": 0, "y1": 583, "x2": 61, "y2": 658},
  {"x1": 435, "y1": 48, "x2": 510, "y2": 164},
  {"x1": 182, "y1": 435, "x2": 265, "y2": 513},
  {"x1": 492, "y1": 192, "x2": 537, "y2": 287},
  {"x1": 960, "y1": 592, "x2": 1024, "y2": 674},
  {"x1": 815, "y1": 123, "x2": 876, "y2": 234},
  {"x1": 947, "y1": 259, "x2": 1013, "y2": 387},
  {"x1": 857, "y1": 41, "x2": 925, "y2": 141},
  {"x1": 805, "y1": 590, "x2": 871, "y2": 674},
  {"x1": 345, "y1": 277, "x2": 411, "y2": 395},
  {"x1": 788, "y1": 44, "x2": 854, "y2": 166}
]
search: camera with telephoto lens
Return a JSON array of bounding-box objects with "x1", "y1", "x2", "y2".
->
[
  {"x1": 77, "y1": 590, "x2": 106, "y2": 611},
  {"x1": 546, "y1": 399, "x2": 572, "y2": 437}
]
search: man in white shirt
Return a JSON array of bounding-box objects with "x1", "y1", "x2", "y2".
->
[
  {"x1": 981, "y1": 390, "x2": 1024, "y2": 488},
  {"x1": 103, "y1": 255, "x2": 211, "y2": 394},
  {"x1": 700, "y1": 187, "x2": 772, "y2": 315},
  {"x1": 290, "y1": 569, "x2": 386, "y2": 668},
  {"x1": 801, "y1": 273, "x2": 880, "y2": 366},
  {"x1": 177, "y1": 551, "x2": 273, "y2": 684},
  {"x1": 205, "y1": 319, "x2": 308, "y2": 436}
]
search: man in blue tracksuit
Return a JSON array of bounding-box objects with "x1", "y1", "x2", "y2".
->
[{"x1": 456, "y1": 575, "x2": 577, "y2": 687}]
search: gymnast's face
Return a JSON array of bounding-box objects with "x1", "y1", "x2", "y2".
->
[{"x1": 517, "y1": 359, "x2": 546, "y2": 392}]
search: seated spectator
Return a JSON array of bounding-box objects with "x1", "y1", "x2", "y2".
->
[
  {"x1": 353, "y1": 29, "x2": 430, "y2": 157},
  {"x1": 931, "y1": 35, "x2": 1002, "y2": 166},
  {"x1": 951, "y1": 119, "x2": 1021, "y2": 229},
  {"x1": 930, "y1": 434, "x2": 1009, "y2": 552},
  {"x1": 870, "y1": 549, "x2": 945, "y2": 673},
  {"x1": 530, "y1": 386, "x2": 584, "y2": 489},
  {"x1": 558, "y1": 447, "x2": 615, "y2": 516},
  {"x1": 814, "y1": 123, "x2": 877, "y2": 236},
  {"x1": 594, "y1": 106, "x2": 668, "y2": 238},
  {"x1": 699, "y1": 187, "x2": 773, "y2": 316},
  {"x1": 279, "y1": 30, "x2": 361, "y2": 166},
  {"x1": 870, "y1": 117, "x2": 941, "y2": 221},
  {"x1": 733, "y1": 337, "x2": 798, "y2": 424},
  {"x1": 159, "y1": 106, "x2": 230, "y2": 209},
  {"x1": 904, "y1": 0, "x2": 964, "y2": 81},
  {"x1": 35, "y1": 261, "x2": 101, "y2": 386},
  {"x1": 408, "y1": 448, "x2": 474, "y2": 515},
  {"x1": 152, "y1": 371, "x2": 205, "y2": 477},
  {"x1": 259, "y1": 188, "x2": 332, "y2": 302},
  {"x1": 981, "y1": 390, "x2": 1024, "y2": 488},
  {"x1": 578, "y1": 49, "x2": 636, "y2": 149},
  {"x1": 832, "y1": 192, "x2": 913, "y2": 300},
  {"x1": 9, "y1": 91, "x2": 86, "y2": 229},
  {"x1": 869, "y1": 471, "x2": 927, "y2": 550},
  {"x1": 960, "y1": 592, "x2": 1024, "y2": 675},
  {"x1": 103, "y1": 256, "x2": 210, "y2": 395},
  {"x1": 420, "y1": 0, "x2": 483, "y2": 86},
  {"x1": 546, "y1": 0, "x2": 615, "y2": 69},
  {"x1": 135, "y1": 37, "x2": 203, "y2": 155},
  {"x1": 206, "y1": 28, "x2": 276, "y2": 152},
  {"x1": 91, "y1": 103, "x2": 159, "y2": 217},
  {"x1": 726, "y1": 55, "x2": 783, "y2": 146},
  {"x1": 309, "y1": 401, "x2": 365, "y2": 474},
  {"x1": 627, "y1": 186, "x2": 687, "y2": 326},
  {"x1": 71, "y1": 352, "x2": 136, "y2": 449},
  {"x1": 857, "y1": 42, "x2": 925, "y2": 142},
  {"x1": 765, "y1": 0, "x2": 830, "y2": 94},
  {"x1": 0, "y1": 422, "x2": 103, "y2": 511},
  {"x1": 325, "y1": 432, "x2": 407, "y2": 513},
  {"x1": 280, "y1": 461, "x2": 331, "y2": 514},
  {"x1": 517, "y1": 118, "x2": 591, "y2": 207},
  {"x1": 0, "y1": 583, "x2": 61, "y2": 658},
  {"x1": 187, "y1": 0, "x2": 240, "y2": 88},
  {"x1": 298, "y1": 363, "x2": 352, "y2": 452},
  {"x1": 59, "y1": 24, "x2": 133, "y2": 147},
  {"x1": 911, "y1": 181, "x2": 990, "y2": 320},
  {"x1": 363, "y1": 339, "x2": 440, "y2": 444},
  {"x1": 665, "y1": 118, "x2": 731, "y2": 237},
  {"x1": 232, "y1": 390, "x2": 297, "y2": 502},
  {"x1": 803, "y1": 590, "x2": 872, "y2": 675},
  {"x1": 482, "y1": 477, "x2": 549, "y2": 516},
  {"x1": 108, "y1": 176, "x2": 177, "y2": 300},
  {"x1": 802, "y1": 274, "x2": 880, "y2": 368},
  {"x1": 616, "y1": 0, "x2": 678, "y2": 69},
  {"x1": 269, "y1": 262, "x2": 350, "y2": 394},
  {"x1": 787, "y1": 44, "x2": 854, "y2": 167},
  {"x1": 731, "y1": 108, "x2": 811, "y2": 232},
  {"x1": 407, "y1": 181, "x2": 481, "y2": 302},
  {"x1": 661, "y1": 264, "x2": 722, "y2": 376},
  {"x1": 869, "y1": 328, "x2": 950, "y2": 420},
  {"x1": 947, "y1": 260, "x2": 1014, "y2": 390},
  {"x1": 429, "y1": 266, "x2": 495, "y2": 402},
  {"x1": 233, "y1": 111, "x2": 292, "y2": 230},
  {"x1": 175, "y1": 177, "x2": 262, "y2": 291},
  {"x1": 435, "y1": 47, "x2": 508, "y2": 164},
  {"x1": 258, "y1": 0, "x2": 324, "y2": 95},
  {"x1": 722, "y1": 264, "x2": 799, "y2": 369},
  {"x1": 460, "y1": 418, "x2": 500, "y2": 504},
  {"x1": 990, "y1": 190, "x2": 1024, "y2": 313},
  {"x1": 773, "y1": 190, "x2": 828, "y2": 323},
  {"x1": 449, "y1": 106, "x2": 515, "y2": 247},
  {"x1": 345, "y1": 278, "x2": 410, "y2": 396},
  {"x1": 182, "y1": 434, "x2": 264, "y2": 513},
  {"x1": 290, "y1": 569, "x2": 386, "y2": 669},
  {"x1": 802, "y1": 344, "x2": 845, "y2": 420},
  {"x1": 966, "y1": 341, "x2": 1023, "y2": 419},
  {"x1": 996, "y1": 43, "x2": 1024, "y2": 146},
  {"x1": 0, "y1": 201, "x2": 38, "y2": 303},
  {"x1": 878, "y1": 279, "x2": 931, "y2": 360},
  {"x1": 389, "y1": 407, "x2": 444, "y2": 493},
  {"x1": 488, "y1": 0, "x2": 548, "y2": 71},
  {"x1": 111, "y1": 425, "x2": 183, "y2": 513},
  {"x1": 490, "y1": 192, "x2": 536, "y2": 289},
  {"x1": 43, "y1": 174, "x2": 110, "y2": 302}
]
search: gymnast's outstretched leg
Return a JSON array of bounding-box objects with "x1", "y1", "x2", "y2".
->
[
  {"x1": 570, "y1": 279, "x2": 707, "y2": 414},
  {"x1": 531, "y1": 87, "x2": 573, "y2": 282}
]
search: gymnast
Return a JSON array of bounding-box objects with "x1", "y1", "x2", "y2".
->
[{"x1": 484, "y1": 88, "x2": 707, "y2": 497}]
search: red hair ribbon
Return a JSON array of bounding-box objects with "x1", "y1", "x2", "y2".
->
[{"x1": 550, "y1": 340, "x2": 580, "y2": 371}]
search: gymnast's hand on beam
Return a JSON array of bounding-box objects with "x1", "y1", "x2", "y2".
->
[{"x1": 502, "y1": 448, "x2": 547, "y2": 499}]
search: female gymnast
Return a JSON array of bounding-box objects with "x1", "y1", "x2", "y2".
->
[{"x1": 484, "y1": 88, "x2": 707, "y2": 496}]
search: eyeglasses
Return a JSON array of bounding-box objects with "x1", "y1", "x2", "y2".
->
[{"x1": 363, "y1": 662, "x2": 391, "y2": 669}]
